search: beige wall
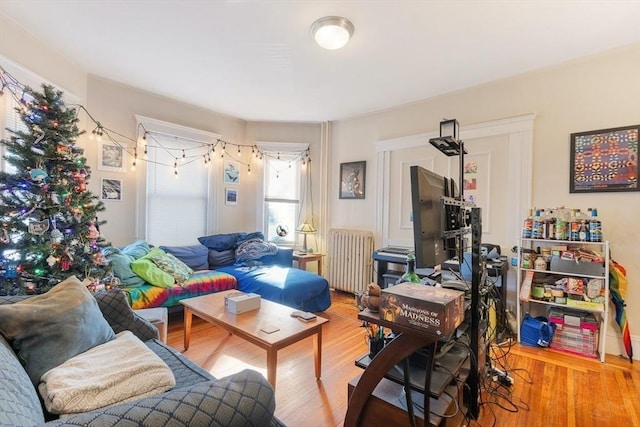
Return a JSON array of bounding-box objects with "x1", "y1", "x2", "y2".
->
[
  {"x1": 84, "y1": 76, "x2": 248, "y2": 244},
  {"x1": 0, "y1": 14, "x2": 85, "y2": 100},
  {"x1": 330, "y1": 43, "x2": 640, "y2": 357}
]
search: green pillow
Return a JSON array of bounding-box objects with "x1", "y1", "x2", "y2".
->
[
  {"x1": 131, "y1": 248, "x2": 175, "y2": 288},
  {"x1": 149, "y1": 251, "x2": 194, "y2": 285},
  {"x1": 0, "y1": 276, "x2": 116, "y2": 385}
]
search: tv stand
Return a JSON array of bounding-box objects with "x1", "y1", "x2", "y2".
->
[
  {"x1": 345, "y1": 309, "x2": 440, "y2": 427},
  {"x1": 347, "y1": 207, "x2": 486, "y2": 424}
]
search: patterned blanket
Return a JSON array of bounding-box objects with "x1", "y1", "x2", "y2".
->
[{"x1": 121, "y1": 269, "x2": 237, "y2": 309}]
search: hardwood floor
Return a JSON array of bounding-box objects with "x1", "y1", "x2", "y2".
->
[{"x1": 166, "y1": 290, "x2": 640, "y2": 427}]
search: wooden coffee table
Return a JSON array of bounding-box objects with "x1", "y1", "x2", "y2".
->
[{"x1": 181, "y1": 290, "x2": 329, "y2": 388}]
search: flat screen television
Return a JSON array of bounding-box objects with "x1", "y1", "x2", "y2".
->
[{"x1": 410, "y1": 165, "x2": 449, "y2": 269}]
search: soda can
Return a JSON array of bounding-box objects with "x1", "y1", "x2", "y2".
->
[
  {"x1": 555, "y1": 219, "x2": 568, "y2": 241},
  {"x1": 570, "y1": 221, "x2": 580, "y2": 241},
  {"x1": 589, "y1": 220, "x2": 602, "y2": 242},
  {"x1": 532, "y1": 220, "x2": 544, "y2": 239},
  {"x1": 522, "y1": 219, "x2": 533, "y2": 238}
]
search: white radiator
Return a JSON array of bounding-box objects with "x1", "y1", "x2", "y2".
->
[{"x1": 327, "y1": 229, "x2": 375, "y2": 294}]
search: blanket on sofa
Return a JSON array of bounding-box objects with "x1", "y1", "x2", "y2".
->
[
  {"x1": 122, "y1": 269, "x2": 238, "y2": 309},
  {"x1": 38, "y1": 331, "x2": 175, "y2": 415}
]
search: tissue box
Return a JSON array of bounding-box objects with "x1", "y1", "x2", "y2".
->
[
  {"x1": 379, "y1": 282, "x2": 465, "y2": 337},
  {"x1": 226, "y1": 292, "x2": 261, "y2": 314}
]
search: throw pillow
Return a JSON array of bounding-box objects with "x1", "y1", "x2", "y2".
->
[
  {"x1": 121, "y1": 240, "x2": 151, "y2": 259},
  {"x1": 235, "y1": 238, "x2": 278, "y2": 263},
  {"x1": 208, "y1": 249, "x2": 236, "y2": 268},
  {"x1": 149, "y1": 250, "x2": 194, "y2": 285},
  {"x1": 159, "y1": 244, "x2": 209, "y2": 270},
  {"x1": 130, "y1": 248, "x2": 175, "y2": 288},
  {"x1": 0, "y1": 276, "x2": 116, "y2": 385},
  {"x1": 107, "y1": 248, "x2": 146, "y2": 287},
  {"x1": 198, "y1": 233, "x2": 242, "y2": 251}
]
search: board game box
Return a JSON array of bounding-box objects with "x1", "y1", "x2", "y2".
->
[{"x1": 379, "y1": 282, "x2": 465, "y2": 337}]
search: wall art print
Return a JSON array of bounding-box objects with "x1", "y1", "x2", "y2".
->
[
  {"x1": 223, "y1": 160, "x2": 240, "y2": 184},
  {"x1": 339, "y1": 161, "x2": 366, "y2": 199},
  {"x1": 98, "y1": 141, "x2": 126, "y2": 173},
  {"x1": 570, "y1": 125, "x2": 639, "y2": 193},
  {"x1": 101, "y1": 179, "x2": 122, "y2": 201},
  {"x1": 225, "y1": 188, "x2": 238, "y2": 205}
]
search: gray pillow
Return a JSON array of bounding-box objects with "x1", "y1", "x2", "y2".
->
[
  {"x1": 0, "y1": 276, "x2": 116, "y2": 385},
  {"x1": 208, "y1": 249, "x2": 236, "y2": 268}
]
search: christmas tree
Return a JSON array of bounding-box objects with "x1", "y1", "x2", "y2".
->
[{"x1": 0, "y1": 84, "x2": 111, "y2": 295}]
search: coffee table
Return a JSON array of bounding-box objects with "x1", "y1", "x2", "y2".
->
[{"x1": 181, "y1": 290, "x2": 329, "y2": 388}]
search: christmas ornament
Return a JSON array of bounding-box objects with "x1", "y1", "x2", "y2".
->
[
  {"x1": 0, "y1": 229, "x2": 9, "y2": 244},
  {"x1": 50, "y1": 228, "x2": 63, "y2": 243},
  {"x1": 87, "y1": 222, "x2": 100, "y2": 239},
  {"x1": 33, "y1": 131, "x2": 45, "y2": 147},
  {"x1": 71, "y1": 207, "x2": 83, "y2": 222},
  {"x1": 29, "y1": 168, "x2": 49, "y2": 182},
  {"x1": 28, "y1": 219, "x2": 50, "y2": 235},
  {"x1": 60, "y1": 258, "x2": 71, "y2": 271},
  {"x1": 56, "y1": 144, "x2": 72, "y2": 156},
  {"x1": 46, "y1": 255, "x2": 57, "y2": 267},
  {"x1": 93, "y1": 252, "x2": 106, "y2": 265}
]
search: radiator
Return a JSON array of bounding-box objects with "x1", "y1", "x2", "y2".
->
[{"x1": 327, "y1": 229, "x2": 375, "y2": 294}]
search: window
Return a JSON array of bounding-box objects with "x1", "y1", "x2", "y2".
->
[
  {"x1": 263, "y1": 157, "x2": 300, "y2": 244},
  {"x1": 1, "y1": 93, "x2": 25, "y2": 174},
  {"x1": 259, "y1": 142, "x2": 308, "y2": 245},
  {"x1": 136, "y1": 116, "x2": 219, "y2": 246}
]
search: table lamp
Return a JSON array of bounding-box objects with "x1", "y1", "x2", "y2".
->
[{"x1": 298, "y1": 221, "x2": 317, "y2": 253}]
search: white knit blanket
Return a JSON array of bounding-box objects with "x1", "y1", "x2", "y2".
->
[{"x1": 39, "y1": 330, "x2": 176, "y2": 415}]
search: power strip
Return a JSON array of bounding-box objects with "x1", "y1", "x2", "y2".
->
[{"x1": 487, "y1": 367, "x2": 514, "y2": 386}]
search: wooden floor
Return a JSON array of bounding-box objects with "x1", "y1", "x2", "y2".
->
[{"x1": 166, "y1": 290, "x2": 640, "y2": 427}]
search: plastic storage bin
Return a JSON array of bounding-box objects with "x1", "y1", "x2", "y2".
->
[{"x1": 549, "y1": 308, "x2": 599, "y2": 358}]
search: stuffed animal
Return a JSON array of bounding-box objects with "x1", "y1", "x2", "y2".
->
[{"x1": 361, "y1": 283, "x2": 382, "y2": 311}]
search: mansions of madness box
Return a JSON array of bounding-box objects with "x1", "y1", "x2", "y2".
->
[{"x1": 379, "y1": 282, "x2": 465, "y2": 337}]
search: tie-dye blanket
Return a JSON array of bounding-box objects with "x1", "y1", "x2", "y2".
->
[{"x1": 121, "y1": 270, "x2": 237, "y2": 309}]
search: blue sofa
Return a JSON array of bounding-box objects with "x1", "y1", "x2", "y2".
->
[{"x1": 116, "y1": 232, "x2": 332, "y2": 313}]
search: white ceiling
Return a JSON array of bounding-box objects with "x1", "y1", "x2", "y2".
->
[{"x1": 1, "y1": 1, "x2": 639, "y2": 122}]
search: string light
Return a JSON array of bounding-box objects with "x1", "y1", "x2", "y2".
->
[
  {"x1": 131, "y1": 147, "x2": 137, "y2": 170},
  {"x1": 0, "y1": 65, "x2": 313, "y2": 179}
]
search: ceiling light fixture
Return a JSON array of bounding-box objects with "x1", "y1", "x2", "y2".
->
[{"x1": 311, "y1": 16, "x2": 354, "y2": 50}]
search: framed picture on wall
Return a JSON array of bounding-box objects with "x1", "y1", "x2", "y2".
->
[
  {"x1": 223, "y1": 160, "x2": 240, "y2": 184},
  {"x1": 339, "y1": 161, "x2": 366, "y2": 199},
  {"x1": 570, "y1": 124, "x2": 639, "y2": 193},
  {"x1": 98, "y1": 141, "x2": 126, "y2": 173},
  {"x1": 101, "y1": 179, "x2": 122, "y2": 201},
  {"x1": 225, "y1": 188, "x2": 238, "y2": 205}
]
